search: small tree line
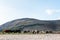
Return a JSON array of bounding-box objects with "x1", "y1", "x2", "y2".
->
[{"x1": 2, "y1": 30, "x2": 54, "y2": 34}]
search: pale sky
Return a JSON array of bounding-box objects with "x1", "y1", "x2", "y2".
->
[{"x1": 0, "y1": 0, "x2": 60, "y2": 25}]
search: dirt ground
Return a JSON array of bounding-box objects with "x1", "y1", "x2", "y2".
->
[{"x1": 0, "y1": 34, "x2": 60, "y2": 40}]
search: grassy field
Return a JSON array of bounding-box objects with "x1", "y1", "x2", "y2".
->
[{"x1": 0, "y1": 34, "x2": 60, "y2": 40}]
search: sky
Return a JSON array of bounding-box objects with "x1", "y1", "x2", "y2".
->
[{"x1": 0, "y1": 0, "x2": 60, "y2": 25}]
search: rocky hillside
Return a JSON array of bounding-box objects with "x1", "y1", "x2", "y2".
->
[{"x1": 0, "y1": 18, "x2": 60, "y2": 32}]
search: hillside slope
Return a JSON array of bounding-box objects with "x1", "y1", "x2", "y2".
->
[{"x1": 0, "y1": 18, "x2": 60, "y2": 32}]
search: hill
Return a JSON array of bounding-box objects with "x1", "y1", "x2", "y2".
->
[{"x1": 0, "y1": 18, "x2": 60, "y2": 33}]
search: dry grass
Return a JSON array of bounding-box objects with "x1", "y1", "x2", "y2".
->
[{"x1": 0, "y1": 34, "x2": 60, "y2": 40}]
